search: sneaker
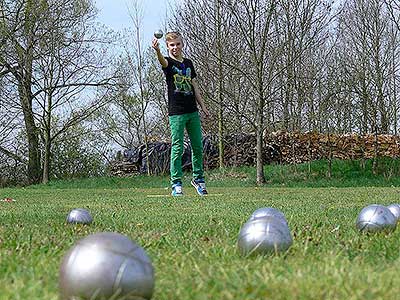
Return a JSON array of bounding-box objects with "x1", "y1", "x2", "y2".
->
[
  {"x1": 191, "y1": 179, "x2": 208, "y2": 196},
  {"x1": 171, "y1": 183, "x2": 183, "y2": 196}
]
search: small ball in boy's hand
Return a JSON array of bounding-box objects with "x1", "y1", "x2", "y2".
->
[{"x1": 154, "y1": 29, "x2": 163, "y2": 39}]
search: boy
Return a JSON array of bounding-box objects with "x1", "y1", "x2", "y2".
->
[{"x1": 152, "y1": 31, "x2": 210, "y2": 196}]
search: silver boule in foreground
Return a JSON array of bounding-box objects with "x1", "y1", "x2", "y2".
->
[
  {"x1": 387, "y1": 204, "x2": 400, "y2": 220},
  {"x1": 356, "y1": 204, "x2": 397, "y2": 233},
  {"x1": 66, "y1": 208, "x2": 93, "y2": 224},
  {"x1": 238, "y1": 217, "x2": 292, "y2": 256},
  {"x1": 248, "y1": 207, "x2": 287, "y2": 225},
  {"x1": 59, "y1": 232, "x2": 154, "y2": 300},
  {"x1": 154, "y1": 29, "x2": 163, "y2": 39}
]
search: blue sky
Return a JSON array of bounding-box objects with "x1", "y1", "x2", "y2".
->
[{"x1": 94, "y1": 0, "x2": 179, "y2": 40}]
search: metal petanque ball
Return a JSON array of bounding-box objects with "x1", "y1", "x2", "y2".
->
[
  {"x1": 248, "y1": 207, "x2": 288, "y2": 225},
  {"x1": 387, "y1": 204, "x2": 400, "y2": 220},
  {"x1": 66, "y1": 208, "x2": 93, "y2": 224},
  {"x1": 59, "y1": 232, "x2": 155, "y2": 300},
  {"x1": 154, "y1": 29, "x2": 163, "y2": 39},
  {"x1": 238, "y1": 216, "x2": 292, "y2": 256},
  {"x1": 356, "y1": 204, "x2": 397, "y2": 233}
]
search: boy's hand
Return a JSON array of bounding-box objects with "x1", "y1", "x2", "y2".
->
[
  {"x1": 202, "y1": 106, "x2": 211, "y2": 119},
  {"x1": 152, "y1": 38, "x2": 160, "y2": 51},
  {"x1": 153, "y1": 38, "x2": 168, "y2": 68}
]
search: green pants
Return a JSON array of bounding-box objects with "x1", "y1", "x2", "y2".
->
[{"x1": 169, "y1": 111, "x2": 204, "y2": 184}]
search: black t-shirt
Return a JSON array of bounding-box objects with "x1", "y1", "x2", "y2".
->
[{"x1": 162, "y1": 57, "x2": 198, "y2": 116}]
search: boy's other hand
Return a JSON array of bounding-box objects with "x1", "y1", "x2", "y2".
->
[
  {"x1": 202, "y1": 107, "x2": 211, "y2": 119},
  {"x1": 152, "y1": 38, "x2": 160, "y2": 51}
]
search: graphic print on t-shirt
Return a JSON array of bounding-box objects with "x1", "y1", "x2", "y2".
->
[{"x1": 172, "y1": 65, "x2": 193, "y2": 96}]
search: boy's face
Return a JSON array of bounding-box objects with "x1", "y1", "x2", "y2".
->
[{"x1": 166, "y1": 37, "x2": 184, "y2": 58}]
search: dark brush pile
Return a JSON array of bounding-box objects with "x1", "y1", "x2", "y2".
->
[{"x1": 110, "y1": 132, "x2": 400, "y2": 176}]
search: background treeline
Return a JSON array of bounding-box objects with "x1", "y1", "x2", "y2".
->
[{"x1": 0, "y1": 0, "x2": 399, "y2": 186}]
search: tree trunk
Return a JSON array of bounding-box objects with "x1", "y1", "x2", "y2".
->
[
  {"x1": 17, "y1": 0, "x2": 41, "y2": 184},
  {"x1": 42, "y1": 134, "x2": 50, "y2": 184},
  {"x1": 372, "y1": 125, "x2": 378, "y2": 175},
  {"x1": 19, "y1": 83, "x2": 41, "y2": 184},
  {"x1": 327, "y1": 130, "x2": 332, "y2": 178},
  {"x1": 256, "y1": 80, "x2": 266, "y2": 185},
  {"x1": 42, "y1": 91, "x2": 52, "y2": 184},
  {"x1": 218, "y1": 102, "x2": 224, "y2": 168},
  {"x1": 132, "y1": 4, "x2": 150, "y2": 176},
  {"x1": 216, "y1": 0, "x2": 224, "y2": 169},
  {"x1": 256, "y1": 123, "x2": 265, "y2": 184}
]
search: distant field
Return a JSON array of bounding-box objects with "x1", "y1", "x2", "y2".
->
[{"x1": 1, "y1": 174, "x2": 400, "y2": 299}]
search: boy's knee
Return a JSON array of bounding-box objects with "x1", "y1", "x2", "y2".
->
[
  {"x1": 171, "y1": 143, "x2": 184, "y2": 154},
  {"x1": 191, "y1": 143, "x2": 201, "y2": 150},
  {"x1": 192, "y1": 146, "x2": 203, "y2": 155}
]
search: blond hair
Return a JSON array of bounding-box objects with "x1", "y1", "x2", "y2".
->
[{"x1": 165, "y1": 31, "x2": 183, "y2": 44}]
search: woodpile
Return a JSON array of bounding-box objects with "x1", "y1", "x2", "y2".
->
[
  {"x1": 224, "y1": 134, "x2": 257, "y2": 166},
  {"x1": 266, "y1": 131, "x2": 400, "y2": 164},
  {"x1": 109, "y1": 131, "x2": 400, "y2": 176},
  {"x1": 223, "y1": 134, "x2": 281, "y2": 166},
  {"x1": 109, "y1": 142, "x2": 172, "y2": 177},
  {"x1": 109, "y1": 160, "x2": 140, "y2": 177}
]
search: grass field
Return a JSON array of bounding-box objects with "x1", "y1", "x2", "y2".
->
[{"x1": 2, "y1": 160, "x2": 400, "y2": 299}]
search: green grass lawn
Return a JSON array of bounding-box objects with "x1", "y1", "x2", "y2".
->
[{"x1": 2, "y1": 160, "x2": 400, "y2": 299}]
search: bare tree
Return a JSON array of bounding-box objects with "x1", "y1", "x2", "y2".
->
[
  {"x1": 339, "y1": 0, "x2": 399, "y2": 133},
  {"x1": 220, "y1": 0, "x2": 281, "y2": 184},
  {"x1": 93, "y1": 48, "x2": 163, "y2": 150},
  {"x1": 36, "y1": 0, "x2": 117, "y2": 183},
  {"x1": 384, "y1": 0, "x2": 400, "y2": 30},
  {"x1": 1, "y1": 0, "x2": 117, "y2": 184},
  {"x1": 127, "y1": 1, "x2": 151, "y2": 175},
  {"x1": 275, "y1": 0, "x2": 335, "y2": 132},
  {"x1": 336, "y1": 0, "x2": 400, "y2": 173},
  {"x1": 92, "y1": 12, "x2": 167, "y2": 172},
  {"x1": 1, "y1": 0, "x2": 43, "y2": 183}
]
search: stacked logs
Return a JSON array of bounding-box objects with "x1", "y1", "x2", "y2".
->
[
  {"x1": 223, "y1": 134, "x2": 281, "y2": 166},
  {"x1": 267, "y1": 131, "x2": 400, "y2": 164},
  {"x1": 109, "y1": 132, "x2": 400, "y2": 176}
]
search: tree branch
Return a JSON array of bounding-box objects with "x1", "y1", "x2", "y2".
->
[{"x1": 0, "y1": 145, "x2": 27, "y2": 164}]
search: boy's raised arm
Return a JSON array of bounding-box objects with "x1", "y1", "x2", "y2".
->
[{"x1": 152, "y1": 38, "x2": 168, "y2": 68}]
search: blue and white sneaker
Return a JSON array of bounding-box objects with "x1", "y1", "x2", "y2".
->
[
  {"x1": 191, "y1": 179, "x2": 208, "y2": 196},
  {"x1": 171, "y1": 183, "x2": 183, "y2": 196}
]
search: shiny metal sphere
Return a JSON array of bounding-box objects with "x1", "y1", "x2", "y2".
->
[
  {"x1": 154, "y1": 29, "x2": 163, "y2": 39},
  {"x1": 66, "y1": 208, "x2": 93, "y2": 224},
  {"x1": 238, "y1": 217, "x2": 292, "y2": 256},
  {"x1": 356, "y1": 204, "x2": 397, "y2": 233},
  {"x1": 59, "y1": 232, "x2": 154, "y2": 300},
  {"x1": 387, "y1": 204, "x2": 400, "y2": 220},
  {"x1": 248, "y1": 207, "x2": 287, "y2": 225}
]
